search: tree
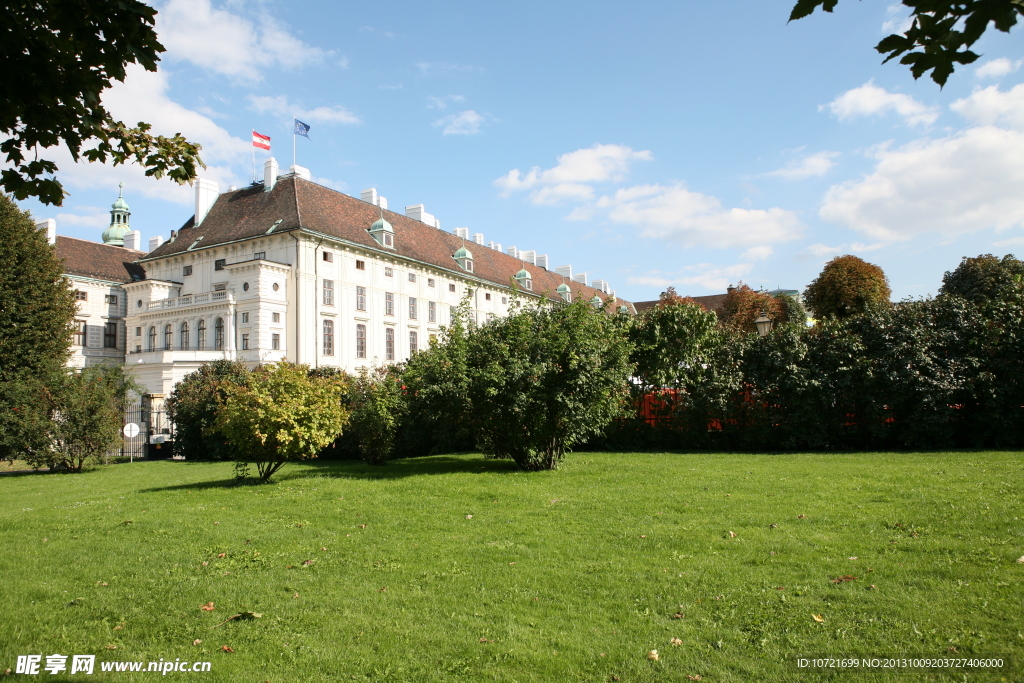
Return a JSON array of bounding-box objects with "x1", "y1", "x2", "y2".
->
[
  {"x1": 803, "y1": 255, "x2": 891, "y2": 320},
  {"x1": 0, "y1": 193, "x2": 77, "y2": 462},
  {"x1": 939, "y1": 253, "x2": 1024, "y2": 304},
  {"x1": 214, "y1": 363, "x2": 348, "y2": 481},
  {"x1": 25, "y1": 364, "x2": 139, "y2": 472},
  {"x1": 789, "y1": 0, "x2": 1024, "y2": 86},
  {"x1": 465, "y1": 299, "x2": 633, "y2": 471},
  {"x1": 348, "y1": 366, "x2": 407, "y2": 465},
  {"x1": 629, "y1": 295, "x2": 720, "y2": 395},
  {"x1": 721, "y1": 283, "x2": 788, "y2": 333},
  {"x1": 167, "y1": 360, "x2": 251, "y2": 461},
  {"x1": 2, "y1": 0, "x2": 203, "y2": 205}
]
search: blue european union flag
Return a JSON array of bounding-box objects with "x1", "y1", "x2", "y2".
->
[{"x1": 294, "y1": 119, "x2": 310, "y2": 138}]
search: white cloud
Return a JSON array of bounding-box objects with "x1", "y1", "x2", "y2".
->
[
  {"x1": 881, "y1": 4, "x2": 913, "y2": 34},
  {"x1": 416, "y1": 62, "x2": 483, "y2": 76},
  {"x1": 951, "y1": 83, "x2": 1024, "y2": 129},
  {"x1": 156, "y1": 0, "x2": 327, "y2": 82},
  {"x1": 55, "y1": 207, "x2": 109, "y2": 230},
  {"x1": 975, "y1": 58, "x2": 1022, "y2": 80},
  {"x1": 766, "y1": 150, "x2": 839, "y2": 180},
  {"x1": 248, "y1": 95, "x2": 360, "y2": 124},
  {"x1": 435, "y1": 110, "x2": 484, "y2": 135},
  {"x1": 427, "y1": 95, "x2": 465, "y2": 110},
  {"x1": 589, "y1": 183, "x2": 802, "y2": 249},
  {"x1": 359, "y1": 25, "x2": 397, "y2": 39},
  {"x1": 800, "y1": 242, "x2": 885, "y2": 259},
  {"x1": 741, "y1": 246, "x2": 774, "y2": 261},
  {"x1": 823, "y1": 81, "x2": 939, "y2": 126},
  {"x1": 628, "y1": 262, "x2": 753, "y2": 292},
  {"x1": 44, "y1": 65, "x2": 249, "y2": 205},
  {"x1": 993, "y1": 236, "x2": 1024, "y2": 247},
  {"x1": 495, "y1": 144, "x2": 652, "y2": 204}
]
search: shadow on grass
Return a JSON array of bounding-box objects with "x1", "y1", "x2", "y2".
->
[{"x1": 138, "y1": 454, "x2": 521, "y2": 492}]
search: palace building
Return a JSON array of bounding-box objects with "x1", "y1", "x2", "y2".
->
[{"x1": 48, "y1": 160, "x2": 634, "y2": 410}]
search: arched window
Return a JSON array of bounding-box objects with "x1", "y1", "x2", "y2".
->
[
  {"x1": 163, "y1": 324, "x2": 172, "y2": 350},
  {"x1": 214, "y1": 318, "x2": 224, "y2": 350},
  {"x1": 197, "y1": 319, "x2": 206, "y2": 350},
  {"x1": 385, "y1": 327, "x2": 394, "y2": 361},
  {"x1": 148, "y1": 326, "x2": 156, "y2": 351},
  {"x1": 180, "y1": 321, "x2": 190, "y2": 350}
]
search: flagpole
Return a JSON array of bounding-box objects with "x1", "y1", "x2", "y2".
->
[
  {"x1": 292, "y1": 117, "x2": 297, "y2": 168},
  {"x1": 251, "y1": 133, "x2": 256, "y2": 183}
]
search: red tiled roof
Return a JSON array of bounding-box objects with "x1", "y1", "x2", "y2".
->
[
  {"x1": 55, "y1": 236, "x2": 146, "y2": 284},
  {"x1": 145, "y1": 176, "x2": 634, "y2": 311},
  {"x1": 634, "y1": 293, "x2": 729, "y2": 316}
]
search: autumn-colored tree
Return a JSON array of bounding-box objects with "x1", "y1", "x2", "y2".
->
[
  {"x1": 721, "y1": 283, "x2": 787, "y2": 333},
  {"x1": 939, "y1": 254, "x2": 1024, "y2": 304},
  {"x1": 803, "y1": 255, "x2": 891, "y2": 320},
  {"x1": 656, "y1": 286, "x2": 705, "y2": 310}
]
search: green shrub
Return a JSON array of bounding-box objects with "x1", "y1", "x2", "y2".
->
[{"x1": 167, "y1": 360, "x2": 251, "y2": 461}]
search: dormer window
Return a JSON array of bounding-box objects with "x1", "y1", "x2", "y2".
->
[
  {"x1": 514, "y1": 268, "x2": 532, "y2": 291},
  {"x1": 454, "y1": 246, "x2": 474, "y2": 272},
  {"x1": 556, "y1": 283, "x2": 571, "y2": 302},
  {"x1": 369, "y1": 211, "x2": 395, "y2": 249}
]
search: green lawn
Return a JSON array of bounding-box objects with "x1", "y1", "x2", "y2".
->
[{"x1": 1, "y1": 451, "x2": 1022, "y2": 682}]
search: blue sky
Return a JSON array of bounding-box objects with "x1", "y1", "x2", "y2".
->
[{"x1": 18, "y1": 0, "x2": 1024, "y2": 303}]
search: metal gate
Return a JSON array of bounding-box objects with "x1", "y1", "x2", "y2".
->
[{"x1": 119, "y1": 402, "x2": 148, "y2": 462}]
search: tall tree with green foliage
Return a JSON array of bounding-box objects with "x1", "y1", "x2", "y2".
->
[
  {"x1": 789, "y1": 0, "x2": 1024, "y2": 86},
  {"x1": 215, "y1": 363, "x2": 348, "y2": 481},
  {"x1": 2, "y1": 0, "x2": 203, "y2": 205},
  {"x1": 629, "y1": 294, "x2": 720, "y2": 395},
  {"x1": 348, "y1": 366, "x2": 407, "y2": 466},
  {"x1": 939, "y1": 253, "x2": 1024, "y2": 304},
  {"x1": 167, "y1": 360, "x2": 251, "y2": 461},
  {"x1": 466, "y1": 299, "x2": 633, "y2": 471},
  {"x1": 0, "y1": 194, "x2": 78, "y2": 462},
  {"x1": 804, "y1": 255, "x2": 891, "y2": 320}
]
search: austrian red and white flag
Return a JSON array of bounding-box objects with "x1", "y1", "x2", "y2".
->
[{"x1": 252, "y1": 130, "x2": 271, "y2": 150}]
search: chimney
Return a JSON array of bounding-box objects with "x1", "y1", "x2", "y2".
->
[
  {"x1": 36, "y1": 218, "x2": 56, "y2": 245},
  {"x1": 264, "y1": 157, "x2": 279, "y2": 193},
  {"x1": 194, "y1": 177, "x2": 220, "y2": 226},
  {"x1": 289, "y1": 164, "x2": 311, "y2": 181},
  {"x1": 473, "y1": 232, "x2": 484, "y2": 245},
  {"x1": 520, "y1": 250, "x2": 536, "y2": 265},
  {"x1": 149, "y1": 235, "x2": 165, "y2": 251},
  {"x1": 488, "y1": 241, "x2": 503, "y2": 252},
  {"x1": 453, "y1": 227, "x2": 470, "y2": 240},
  {"x1": 506, "y1": 246, "x2": 519, "y2": 259},
  {"x1": 378, "y1": 196, "x2": 388, "y2": 210},
  {"x1": 536, "y1": 254, "x2": 549, "y2": 269},
  {"x1": 405, "y1": 204, "x2": 439, "y2": 228},
  {"x1": 556, "y1": 265, "x2": 573, "y2": 280},
  {"x1": 361, "y1": 188, "x2": 378, "y2": 204},
  {"x1": 124, "y1": 230, "x2": 142, "y2": 251},
  {"x1": 572, "y1": 272, "x2": 589, "y2": 286},
  {"x1": 593, "y1": 279, "x2": 610, "y2": 294}
]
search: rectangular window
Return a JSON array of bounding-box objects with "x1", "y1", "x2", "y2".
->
[
  {"x1": 485, "y1": 292, "x2": 491, "y2": 301},
  {"x1": 356, "y1": 324, "x2": 366, "y2": 358},
  {"x1": 253, "y1": 251, "x2": 265, "y2": 260},
  {"x1": 385, "y1": 292, "x2": 394, "y2": 316},
  {"x1": 272, "y1": 333, "x2": 280, "y2": 350},
  {"x1": 449, "y1": 283, "x2": 456, "y2": 293},
  {"x1": 502, "y1": 296, "x2": 508, "y2": 304},
  {"x1": 323, "y1": 320, "x2": 334, "y2": 356},
  {"x1": 385, "y1": 267, "x2": 393, "y2": 277},
  {"x1": 75, "y1": 290, "x2": 87, "y2": 301},
  {"x1": 74, "y1": 320, "x2": 86, "y2": 346},
  {"x1": 214, "y1": 259, "x2": 226, "y2": 271},
  {"x1": 428, "y1": 301, "x2": 436, "y2": 323},
  {"x1": 355, "y1": 260, "x2": 365, "y2": 270},
  {"x1": 356, "y1": 286, "x2": 366, "y2": 311},
  {"x1": 213, "y1": 283, "x2": 227, "y2": 291},
  {"x1": 241, "y1": 333, "x2": 250, "y2": 350},
  {"x1": 105, "y1": 294, "x2": 118, "y2": 305},
  {"x1": 104, "y1": 322, "x2": 117, "y2": 348},
  {"x1": 408, "y1": 272, "x2": 416, "y2": 283},
  {"x1": 241, "y1": 312, "x2": 249, "y2": 324},
  {"x1": 385, "y1": 327, "x2": 394, "y2": 361},
  {"x1": 323, "y1": 279, "x2": 334, "y2": 305},
  {"x1": 409, "y1": 330, "x2": 418, "y2": 355},
  {"x1": 428, "y1": 278, "x2": 435, "y2": 287},
  {"x1": 408, "y1": 297, "x2": 417, "y2": 320},
  {"x1": 323, "y1": 251, "x2": 333, "y2": 262},
  {"x1": 183, "y1": 265, "x2": 193, "y2": 276},
  {"x1": 383, "y1": 233, "x2": 394, "y2": 248},
  {"x1": 135, "y1": 326, "x2": 141, "y2": 337},
  {"x1": 135, "y1": 345, "x2": 141, "y2": 354},
  {"x1": 272, "y1": 312, "x2": 280, "y2": 323}
]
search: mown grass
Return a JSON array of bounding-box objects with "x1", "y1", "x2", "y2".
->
[{"x1": 1, "y1": 451, "x2": 1022, "y2": 682}]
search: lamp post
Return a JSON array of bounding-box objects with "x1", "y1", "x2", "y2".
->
[{"x1": 754, "y1": 310, "x2": 773, "y2": 337}]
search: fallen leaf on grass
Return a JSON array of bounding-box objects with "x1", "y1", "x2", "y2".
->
[
  {"x1": 200, "y1": 602, "x2": 215, "y2": 611},
  {"x1": 202, "y1": 561, "x2": 209, "y2": 566},
  {"x1": 378, "y1": 587, "x2": 387, "y2": 592},
  {"x1": 96, "y1": 581, "x2": 108, "y2": 587},
  {"x1": 830, "y1": 575, "x2": 858, "y2": 583},
  {"x1": 465, "y1": 515, "x2": 473, "y2": 519},
  {"x1": 769, "y1": 524, "x2": 778, "y2": 529},
  {"x1": 479, "y1": 637, "x2": 493, "y2": 643},
  {"x1": 112, "y1": 624, "x2": 124, "y2": 631},
  {"x1": 1017, "y1": 556, "x2": 1024, "y2": 564},
  {"x1": 647, "y1": 650, "x2": 659, "y2": 661},
  {"x1": 672, "y1": 612, "x2": 685, "y2": 619},
  {"x1": 292, "y1": 593, "x2": 299, "y2": 599},
  {"x1": 686, "y1": 676, "x2": 703, "y2": 681},
  {"x1": 217, "y1": 553, "x2": 226, "y2": 558},
  {"x1": 670, "y1": 638, "x2": 682, "y2": 647},
  {"x1": 301, "y1": 559, "x2": 314, "y2": 566},
  {"x1": 640, "y1": 535, "x2": 647, "y2": 539},
  {"x1": 797, "y1": 514, "x2": 806, "y2": 519},
  {"x1": 812, "y1": 614, "x2": 825, "y2": 623},
  {"x1": 192, "y1": 639, "x2": 202, "y2": 645},
  {"x1": 220, "y1": 645, "x2": 234, "y2": 653},
  {"x1": 211, "y1": 612, "x2": 263, "y2": 629},
  {"x1": 868, "y1": 584, "x2": 877, "y2": 590},
  {"x1": 728, "y1": 531, "x2": 736, "y2": 538},
  {"x1": 358, "y1": 524, "x2": 367, "y2": 529},
  {"x1": 104, "y1": 645, "x2": 116, "y2": 650},
  {"x1": 4, "y1": 668, "x2": 11, "y2": 676},
  {"x1": 320, "y1": 547, "x2": 327, "y2": 551}
]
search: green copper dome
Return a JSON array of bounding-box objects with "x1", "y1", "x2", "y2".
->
[
  {"x1": 515, "y1": 268, "x2": 531, "y2": 280},
  {"x1": 103, "y1": 182, "x2": 131, "y2": 246},
  {"x1": 370, "y1": 214, "x2": 393, "y2": 233},
  {"x1": 556, "y1": 283, "x2": 570, "y2": 293},
  {"x1": 454, "y1": 246, "x2": 473, "y2": 260}
]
